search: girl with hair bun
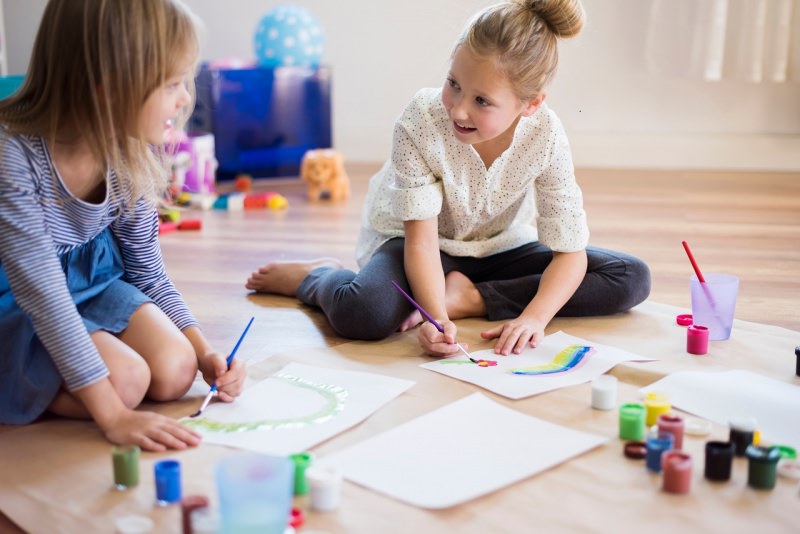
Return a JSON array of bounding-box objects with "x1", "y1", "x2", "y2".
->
[{"x1": 247, "y1": 0, "x2": 651, "y2": 357}]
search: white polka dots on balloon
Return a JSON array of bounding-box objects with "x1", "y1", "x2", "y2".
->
[{"x1": 254, "y1": 5, "x2": 325, "y2": 68}]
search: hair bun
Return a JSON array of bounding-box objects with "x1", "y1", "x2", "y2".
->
[{"x1": 525, "y1": 0, "x2": 585, "y2": 38}]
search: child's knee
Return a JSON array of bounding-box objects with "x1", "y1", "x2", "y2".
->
[
  {"x1": 328, "y1": 309, "x2": 399, "y2": 340},
  {"x1": 147, "y1": 337, "x2": 197, "y2": 401},
  {"x1": 110, "y1": 357, "x2": 151, "y2": 409},
  {"x1": 619, "y1": 258, "x2": 651, "y2": 311}
]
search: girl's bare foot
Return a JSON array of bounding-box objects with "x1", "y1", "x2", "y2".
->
[
  {"x1": 245, "y1": 258, "x2": 342, "y2": 296},
  {"x1": 445, "y1": 271, "x2": 486, "y2": 319},
  {"x1": 398, "y1": 310, "x2": 423, "y2": 332}
]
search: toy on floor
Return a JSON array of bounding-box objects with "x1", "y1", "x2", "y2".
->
[
  {"x1": 234, "y1": 174, "x2": 253, "y2": 193},
  {"x1": 301, "y1": 148, "x2": 350, "y2": 202},
  {"x1": 168, "y1": 131, "x2": 217, "y2": 196},
  {"x1": 158, "y1": 206, "x2": 203, "y2": 234},
  {"x1": 212, "y1": 192, "x2": 288, "y2": 211},
  {"x1": 158, "y1": 218, "x2": 203, "y2": 234}
]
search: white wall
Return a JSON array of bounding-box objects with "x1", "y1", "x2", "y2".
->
[{"x1": 6, "y1": 0, "x2": 800, "y2": 170}]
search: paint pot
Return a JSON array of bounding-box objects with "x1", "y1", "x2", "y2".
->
[
  {"x1": 306, "y1": 464, "x2": 344, "y2": 512},
  {"x1": 746, "y1": 445, "x2": 781, "y2": 490},
  {"x1": 704, "y1": 440, "x2": 735, "y2": 482},
  {"x1": 729, "y1": 417, "x2": 757, "y2": 456},
  {"x1": 686, "y1": 324, "x2": 709, "y2": 355},
  {"x1": 619, "y1": 403, "x2": 646, "y2": 441},
  {"x1": 795, "y1": 345, "x2": 800, "y2": 377},
  {"x1": 662, "y1": 451, "x2": 692, "y2": 494},
  {"x1": 111, "y1": 445, "x2": 140, "y2": 490},
  {"x1": 591, "y1": 374, "x2": 617, "y2": 410},
  {"x1": 645, "y1": 433, "x2": 674, "y2": 473},
  {"x1": 644, "y1": 392, "x2": 671, "y2": 427},
  {"x1": 290, "y1": 451, "x2": 314, "y2": 496},
  {"x1": 657, "y1": 414, "x2": 685, "y2": 450},
  {"x1": 181, "y1": 495, "x2": 209, "y2": 534},
  {"x1": 154, "y1": 459, "x2": 182, "y2": 506}
]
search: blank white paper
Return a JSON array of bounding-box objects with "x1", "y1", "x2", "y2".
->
[
  {"x1": 641, "y1": 369, "x2": 800, "y2": 448},
  {"x1": 324, "y1": 393, "x2": 607, "y2": 509}
]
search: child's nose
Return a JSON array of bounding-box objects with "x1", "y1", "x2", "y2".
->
[
  {"x1": 177, "y1": 85, "x2": 191, "y2": 108},
  {"x1": 449, "y1": 96, "x2": 468, "y2": 120}
]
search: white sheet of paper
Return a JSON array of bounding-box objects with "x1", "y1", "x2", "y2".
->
[
  {"x1": 421, "y1": 331, "x2": 654, "y2": 400},
  {"x1": 323, "y1": 393, "x2": 607, "y2": 509},
  {"x1": 640, "y1": 369, "x2": 800, "y2": 448},
  {"x1": 184, "y1": 363, "x2": 415, "y2": 455}
]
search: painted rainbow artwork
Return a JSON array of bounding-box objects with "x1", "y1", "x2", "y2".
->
[{"x1": 509, "y1": 344, "x2": 595, "y2": 376}]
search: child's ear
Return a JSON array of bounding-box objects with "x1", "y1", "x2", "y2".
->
[{"x1": 521, "y1": 92, "x2": 546, "y2": 117}]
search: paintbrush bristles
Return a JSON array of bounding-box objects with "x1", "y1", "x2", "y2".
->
[
  {"x1": 456, "y1": 343, "x2": 478, "y2": 363},
  {"x1": 190, "y1": 390, "x2": 216, "y2": 418}
]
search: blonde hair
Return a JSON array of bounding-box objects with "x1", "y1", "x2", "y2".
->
[
  {"x1": 0, "y1": 0, "x2": 199, "y2": 204},
  {"x1": 458, "y1": 0, "x2": 585, "y2": 101}
]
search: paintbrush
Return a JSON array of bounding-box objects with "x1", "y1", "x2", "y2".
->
[
  {"x1": 190, "y1": 316, "x2": 254, "y2": 418},
  {"x1": 390, "y1": 279, "x2": 478, "y2": 363},
  {"x1": 681, "y1": 241, "x2": 724, "y2": 328}
]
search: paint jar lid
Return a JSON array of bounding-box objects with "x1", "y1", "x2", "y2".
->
[
  {"x1": 777, "y1": 459, "x2": 800, "y2": 480},
  {"x1": 115, "y1": 515, "x2": 154, "y2": 534},
  {"x1": 685, "y1": 417, "x2": 712, "y2": 436},
  {"x1": 676, "y1": 314, "x2": 693, "y2": 326},
  {"x1": 624, "y1": 441, "x2": 647, "y2": 459},
  {"x1": 190, "y1": 507, "x2": 220, "y2": 534},
  {"x1": 745, "y1": 445, "x2": 781, "y2": 464},
  {"x1": 705, "y1": 440, "x2": 736, "y2": 455},
  {"x1": 773, "y1": 445, "x2": 797, "y2": 459}
]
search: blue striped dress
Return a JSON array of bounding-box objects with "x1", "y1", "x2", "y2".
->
[{"x1": 0, "y1": 130, "x2": 197, "y2": 424}]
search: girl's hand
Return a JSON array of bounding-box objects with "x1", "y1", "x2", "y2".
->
[
  {"x1": 198, "y1": 351, "x2": 246, "y2": 402},
  {"x1": 102, "y1": 409, "x2": 201, "y2": 452},
  {"x1": 416, "y1": 320, "x2": 464, "y2": 358},
  {"x1": 480, "y1": 317, "x2": 546, "y2": 356}
]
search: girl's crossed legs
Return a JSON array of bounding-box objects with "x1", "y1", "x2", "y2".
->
[{"x1": 246, "y1": 239, "x2": 651, "y2": 341}]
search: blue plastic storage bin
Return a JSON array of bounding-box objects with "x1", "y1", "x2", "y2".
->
[{"x1": 189, "y1": 65, "x2": 332, "y2": 180}]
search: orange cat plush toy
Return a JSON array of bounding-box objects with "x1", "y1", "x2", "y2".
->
[{"x1": 300, "y1": 149, "x2": 350, "y2": 202}]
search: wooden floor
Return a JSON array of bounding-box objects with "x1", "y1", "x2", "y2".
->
[
  {"x1": 0, "y1": 165, "x2": 798, "y2": 533},
  {"x1": 159, "y1": 164, "x2": 799, "y2": 360}
]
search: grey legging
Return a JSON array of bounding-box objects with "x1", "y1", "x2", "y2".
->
[{"x1": 296, "y1": 238, "x2": 651, "y2": 340}]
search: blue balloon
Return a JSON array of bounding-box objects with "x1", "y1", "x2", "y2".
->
[{"x1": 253, "y1": 5, "x2": 325, "y2": 68}]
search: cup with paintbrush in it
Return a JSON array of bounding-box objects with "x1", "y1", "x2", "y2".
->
[{"x1": 682, "y1": 241, "x2": 739, "y2": 341}]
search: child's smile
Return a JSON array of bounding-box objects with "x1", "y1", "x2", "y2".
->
[
  {"x1": 441, "y1": 45, "x2": 533, "y2": 146},
  {"x1": 453, "y1": 120, "x2": 477, "y2": 134}
]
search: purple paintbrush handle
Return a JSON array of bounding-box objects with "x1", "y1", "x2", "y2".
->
[{"x1": 390, "y1": 280, "x2": 444, "y2": 332}]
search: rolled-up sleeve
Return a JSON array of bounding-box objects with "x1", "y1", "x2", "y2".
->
[
  {"x1": 534, "y1": 129, "x2": 590, "y2": 252},
  {"x1": 387, "y1": 99, "x2": 444, "y2": 222},
  {"x1": 389, "y1": 178, "x2": 443, "y2": 221}
]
